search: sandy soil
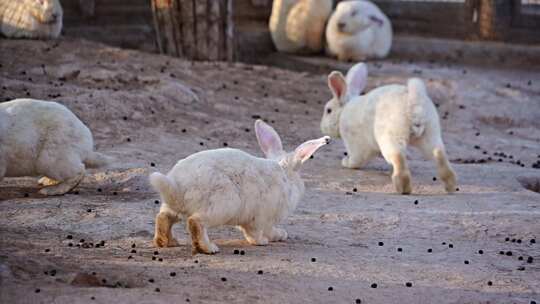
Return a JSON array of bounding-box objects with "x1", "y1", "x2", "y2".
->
[{"x1": 0, "y1": 38, "x2": 539, "y2": 304}]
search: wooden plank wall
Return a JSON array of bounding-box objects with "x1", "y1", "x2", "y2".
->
[{"x1": 60, "y1": 0, "x2": 156, "y2": 52}]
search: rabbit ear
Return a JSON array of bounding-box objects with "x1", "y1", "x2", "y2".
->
[
  {"x1": 292, "y1": 136, "x2": 331, "y2": 167},
  {"x1": 346, "y1": 63, "x2": 368, "y2": 97},
  {"x1": 328, "y1": 71, "x2": 347, "y2": 103},
  {"x1": 255, "y1": 119, "x2": 283, "y2": 159}
]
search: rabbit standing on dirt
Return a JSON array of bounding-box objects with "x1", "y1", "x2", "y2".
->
[
  {"x1": 320, "y1": 63, "x2": 456, "y2": 194},
  {"x1": 0, "y1": 99, "x2": 110, "y2": 195},
  {"x1": 269, "y1": 0, "x2": 333, "y2": 53},
  {"x1": 326, "y1": 0, "x2": 392, "y2": 61},
  {"x1": 150, "y1": 120, "x2": 330, "y2": 254},
  {"x1": 0, "y1": 0, "x2": 63, "y2": 39}
]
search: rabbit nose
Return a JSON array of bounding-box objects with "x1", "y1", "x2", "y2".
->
[
  {"x1": 324, "y1": 137, "x2": 331, "y2": 144},
  {"x1": 337, "y1": 22, "x2": 346, "y2": 31}
]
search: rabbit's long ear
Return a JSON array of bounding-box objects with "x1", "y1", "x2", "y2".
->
[
  {"x1": 255, "y1": 119, "x2": 283, "y2": 159},
  {"x1": 346, "y1": 62, "x2": 368, "y2": 97},
  {"x1": 292, "y1": 136, "x2": 331, "y2": 167},
  {"x1": 328, "y1": 71, "x2": 347, "y2": 104}
]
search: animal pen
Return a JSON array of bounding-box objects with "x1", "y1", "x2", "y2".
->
[{"x1": 1, "y1": 1, "x2": 540, "y2": 304}]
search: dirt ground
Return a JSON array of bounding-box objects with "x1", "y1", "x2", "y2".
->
[{"x1": 0, "y1": 38, "x2": 539, "y2": 304}]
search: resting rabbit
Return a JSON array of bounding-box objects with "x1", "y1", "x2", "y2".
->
[
  {"x1": 326, "y1": 0, "x2": 392, "y2": 61},
  {"x1": 0, "y1": 0, "x2": 63, "y2": 39},
  {"x1": 270, "y1": 0, "x2": 333, "y2": 53},
  {"x1": 150, "y1": 120, "x2": 330, "y2": 254},
  {"x1": 0, "y1": 99, "x2": 110, "y2": 195},
  {"x1": 320, "y1": 63, "x2": 456, "y2": 194}
]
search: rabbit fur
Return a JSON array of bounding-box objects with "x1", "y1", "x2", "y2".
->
[
  {"x1": 326, "y1": 0, "x2": 392, "y2": 61},
  {"x1": 0, "y1": 99, "x2": 110, "y2": 196},
  {"x1": 270, "y1": 0, "x2": 333, "y2": 53},
  {"x1": 320, "y1": 63, "x2": 457, "y2": 194},
  {"x1": 0, "y1": 0, "x2": 63, "y2": 39},
  {"x1": 150, "y1": 119, "x2": 330, "y2": 254}
]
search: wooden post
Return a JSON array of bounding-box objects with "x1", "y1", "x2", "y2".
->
[{"x1": 151, "y1": 0, "x2": 235, "y2": 61}]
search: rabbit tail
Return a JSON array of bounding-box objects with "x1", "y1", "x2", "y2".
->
[
  {"x1": 150, "y1": 172, "x2": 177, "y2": 206},
  {"x1": 407, "y1": 78, "x2": 430, "y2": 138}
]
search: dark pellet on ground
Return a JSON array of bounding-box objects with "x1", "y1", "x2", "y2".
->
[
  {"x1": 328, "y1": 286, "x2": 333, "y2": 291},
  {"x1": 68, "y1": 243, "x2": 73, "y2": 247},
  {"x1": 478, "y1": 250, "x2": 484, "y2": 254},
  {"x1": 158, "y1": 258, "x2": 163, "y2": 262},
  {"x1": 353, "y1": 188, "x2": 357, "y2": 192},
  {"x1": 378, "y1": 242, "x2": 384, "y2": 246},
  {"x1": 170, "y1": 272, "x2": 176, "y2": 277},
  {"x1": 126, "y1": 138, "x2": 131, "y2": 142},
  {"x1": 499, "y1": 251, "x2": 505, "y2": 255},
  {"x1": 432, "y1": 177, "x2": 437, "y2": 181},
  {"x1": 464, "y1": 260, "x2": 469, "y2": 264},
  {"x1": 154, "y1": 251, "x2": 159, "y2": 255},
  {"x1": 506, "y1": 251, "x2": 513, "y2": 256},
  {"x1": 517, "y1": 239, "x2": 522, "y2": 244},
  {"x1": 505, "y1": 237, "x2": 510, "y2": 241},
  {"x1": 233, "y1": 249, "x2": 239, "y2": 254},
  {"x1": 397, "y1": 248, "x2": 402, "y2": 252},
  {"x1": 91, "y1": 296, "x2": 95, "y2": 300},
  {"x1": 527, "y1": 256, "x2": 533, "y2": 263},
  {"x1": 128, "y1": 256, "x2": 133, "y2": 259},
  {"x1": 487, "y1": 281, "x2": 493, "y2": 286},
  {"x1": 97, "y1": 188, "x2": 102, "y2": 192},
  {"x1": 35, "y1": 288, "x2": 40, "y2": 293},
  {"x1": 80, "y1": 239, "x2": 85, "y2": 243},
  {"x1": 194, "y1": 260, "x2": 198, "y2": 263},
  {"x1": 223, "y1": 142, "x2": 228, "y2": 147},
  {"x1": 44, "y1": 248, "x2": 50, "y2": 252},
  {"x1": 221, "y1": 277, "x2": 227, "y2": 282},
  {"x1": 101, "y1": 279, "x2": 107, "y2": 284},
  {"x1": 155, "y1": 288, "x2": 160, "y2": 292},
  {"x1": 154, "y1": 200, "x2": 160, "y2": 205},
  {"x1": 414, "y1": 200, "x2": 418, "y2": 205},
  {"x1": 371, "y1": 283, "x2": 377, "y2": 288},
  {"x1": 150, "y1": 162, "x2": 156, "y2": 167},
  {"x1": 442, "y1": 242, "x2": 446, "y2": 245},
  {"x1": 517, "y1": 266, "x2": 525, "y2": 271},
  {"x1": 131, "y1": 249, "x2": 136, "y2": 253},
  {"x1": 240, "y1": 250, "x2": 245, "y2": 255},
  {"x1": 427, "y1": 248, "x2": 432, "y2": 253},
  {"x1": 519, "y1": 256, "x2": 524, "y2": 261},
  {"x1": 131, "y1": 243, "x2": 136, "y2": 248},
  {"x1": 406, "y1": 282, "x2": 413, "y2": 287},
  {"x1": 149, "y1": 278, "x2": 154, "y2": 283},
  {"x1": 152, "y1": 256, "x2": 156, "y2": 261},
  {"x1": 356, "y1": 299, "x2": 362, "y2": 304},
  {"x1": 449, "y1": 244, "x2": 454, "y2": 248},
  {"x1": 531, "y1": 239, "x2": 536, "y2": 244},
  {"x1": 257, "y1": 270, "x2": 264, "y2": 275},
  {"x1": 87, "y1": 208, "x2": 92, "y2": 212}
]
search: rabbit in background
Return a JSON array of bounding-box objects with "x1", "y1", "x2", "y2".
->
[
  {"x1": 0, "y1": 0, "x2": 63, "y2": 39},
  {"x1": 326, "y1": 0, "x2": 392, "y2": 61},
  {"x1": 320, "y1": 63, "x2": 457, "y2": 194},
  {"x1": 270, "y1": 0, "x2": 333, "y2": 54},
  {"x1": 150, "y1": 120, "x2": 330, "y2": 254}
]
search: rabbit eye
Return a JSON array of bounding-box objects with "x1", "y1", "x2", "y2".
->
[{"x1": 326, "y1": 108, "x2": 332, "y2": 114}]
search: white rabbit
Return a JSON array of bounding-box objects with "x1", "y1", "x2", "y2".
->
[
  {"x1": 326, "y1": 0, "x2": 392, "y2": 61},
  {"x1": 0, "y1": 99, "x2": 110, "y2": 195},
  {"x1": 0, "y1": 0, "x2": 63, "y2": 39},
  {"x1": 269, "y1": 0, "x2": 333, "y2": 53},
  {"x1": 150, "y1": 120, "x2": 330, "y2": 254},
  {"x1": 320, "y1": 63, "x2": 456, "y2": 194}
]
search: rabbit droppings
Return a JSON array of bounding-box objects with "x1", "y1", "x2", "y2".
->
[
  {"x1": 150, "y1": 120, "x2": 330, "y2": 254},
  {"x1": 270, "y1": 0, "x2": 333, "y2": 53},
  {"x1": 320, "y1": 63, "x2": 457, "y2": 194},
  {"x1": 0, "y1": 99, "x2": 110, "y2": 195},
  {"x1": 0, "y1": 0, "x2": 63, "y2": 39},
  {"x1": 326, "y1": 0, "x2": 392, "y2": 61}
]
